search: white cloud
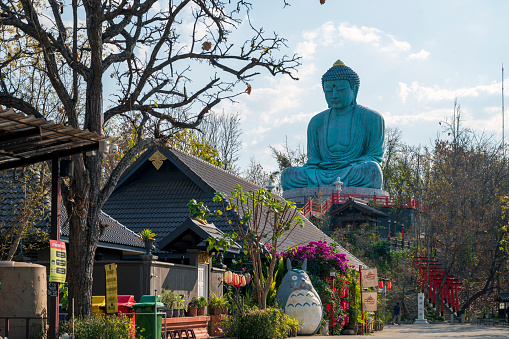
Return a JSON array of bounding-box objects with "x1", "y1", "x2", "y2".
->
[
  {"x1": 398, "y1": 82, "x2": 412, "y2": 104},
  {"x1": 295, "y1": 41, "x2": 317, "y2": 60},
  {"x1": 299, "y1": 22, "x2": 425, "y2": 61},
  {"x1": 248, "y1": 126, "x2": 271, "y2": 136},
  {"x1": 384, "y1": 108, "x2": 450, "y2": 126},
  {"x1": 408, "y1": 49, "x2": 430, "y2": 61},
  {"x1": 379, "y1": 36, "x2": 411, "y2": 55},
  {"x1": 398, "y1": 81, "x2": 500, "y2": 103},
  {"x1": 337, "y1": 23, "x2": 381, "y2": 44},
  {"x1": 136, "y1": 44, "x2": 151, "y2": 63},
  {"x1": 273, "y1": 111, "x2": 316, "y2": 127}
]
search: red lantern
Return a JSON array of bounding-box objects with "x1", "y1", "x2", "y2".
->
[
  {"x1": 379, "y1": 281, "x2": 384, "y2": 289},
  {"x1": 387, "y1": 281, "x2": 392, "y2": 290},
  {"x1": 338, "y1": 288, "x2": 346, "y2": 299}
]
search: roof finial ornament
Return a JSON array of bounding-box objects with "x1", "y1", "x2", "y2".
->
[{"x1": 149, "y1": 150, "x2": 167, "y2": 170}]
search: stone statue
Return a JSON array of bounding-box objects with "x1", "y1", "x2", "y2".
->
[{"x1": 281, "y1": 60, "x2": 384, "y2": 191}]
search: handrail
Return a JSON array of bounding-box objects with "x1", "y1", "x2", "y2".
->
[
  {"x1": 0, "y1": 316, "x2": 47, "y2": 339},
  {"x1": 301, "y1": 192, "x2": 422, "y2": 217}
]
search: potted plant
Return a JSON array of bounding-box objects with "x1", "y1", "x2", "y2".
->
[
  {"x1": 138, "y1": 229, "x2": 156, "y2": 254},
  {"x1": 208, "y1": 293, "x2": 229, "y2": 315},
  {"x1": 161, "y1": 288, "x2": 176, "y2": 318},
  {"x1": 174, "y1": 294, "x2": 185, "y2": 317},
  {"x1": 188, "y1": 296, "x2": 199, "y2": 316},
  {"x1": 196, "y1": 296, "x2": 208, "y2": 316}
]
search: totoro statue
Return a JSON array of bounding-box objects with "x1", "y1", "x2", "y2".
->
[{"x1": 275, "y1": 258, "x2": 323, "y2": 335}]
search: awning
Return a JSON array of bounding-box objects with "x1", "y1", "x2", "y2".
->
[{"x1": 0, "y1": 107, "x2": 108, "y2": 170}]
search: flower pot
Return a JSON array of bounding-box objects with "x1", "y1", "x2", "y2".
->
[
  {"x1": 340, "y1": 324, "x2": 357, "y2": 335},
  {"x1": 188, "y1": 306, "x2": 197, "y2": 316},
  {"x1": 212, "y1": 306, "x2": 222, "y2": 315},
  {"x1": 179, "y1": 309, "x2": 185, "y2": 317},
  {"x1": 197, "y1": 306, "x2": 206, "y2": 316},
  {"x1": 143, "y1": 238, "x2": 156, "y2": 254},
  {"x1": 165, "y1": 309, "x2": 173, "y2": 318},
  {"x1": 320, "y1": 321, "x2": 329, "y2": 335},
  {"x1": 173, "y1": 309, "x2": 180, "y2": 317},
  {"x1": 221, "y1": 307, "x2": 228, "y2": 315}
]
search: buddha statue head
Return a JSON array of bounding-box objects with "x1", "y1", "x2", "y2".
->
[{"x1": 321, "y1": 60, "x2": 360, "y2": 106}]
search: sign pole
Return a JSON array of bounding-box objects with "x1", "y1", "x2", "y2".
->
[
  {"x1": 49, "y1": 152, "x2": 61, "y2": 339},
  {"x1": 360, "y1": 267, "x2": 364, "y2": 335}
]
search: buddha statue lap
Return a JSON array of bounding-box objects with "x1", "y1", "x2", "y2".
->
[{"x1": 281, "y1": 60, "x2": 385, "y2": 191}]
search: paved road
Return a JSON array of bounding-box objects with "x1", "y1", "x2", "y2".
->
[{"x1": 299, "y1": 323, "x2": 509, "y2": 338}]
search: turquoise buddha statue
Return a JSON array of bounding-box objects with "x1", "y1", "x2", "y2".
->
[{"x1": 281, "y1": 60, "x2": 384, "y2": 191}]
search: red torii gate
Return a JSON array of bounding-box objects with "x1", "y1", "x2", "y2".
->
[
  {"x1": 429, "y1": 274, "x2": 462, "y2": 315},
  {"x1": 413, "y1": 257, "x2": 463, "y2": 315}
]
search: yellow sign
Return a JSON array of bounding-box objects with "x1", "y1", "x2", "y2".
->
[
  {"x1": 198, "y1": 251, "x2": 209, "y2": 264},
  {"x1": 49, "y1": 240, "x2": 67, "y2": 283},
  {"x1": 105, "y1": 263, "x2": 118, "y2": 314}
]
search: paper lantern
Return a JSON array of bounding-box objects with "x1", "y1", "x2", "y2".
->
[
  {"x1": 245, "y1": 273, "x2": 251, "y2": 285},
  {"x1": 387, "y1": 281, "x2": 392, "y2": 290},
  {"x1": 234, "y1": 273, "x2": 240, "y2": 286},
  {"x1": 379, "y1": 281, "x2": 384, "y2": 289},
  {"x1": 224, "y1": 271, "x2": 232, "y2": 285},
  {"x1": 241, "y1": 275, "x2": 247, "y2": 287}
]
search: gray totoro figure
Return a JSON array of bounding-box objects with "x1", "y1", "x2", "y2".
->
[{"x1": 275, "y1": 258, "x2": 323, "y2": 335}]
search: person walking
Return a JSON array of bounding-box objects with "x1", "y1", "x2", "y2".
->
[{"x1": 392, "y1": 302, "x2": 401, "y2": 325}]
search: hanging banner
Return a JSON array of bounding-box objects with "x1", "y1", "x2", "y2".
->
[
  {"x1": 362, "y1": 290, "x2": 378, "y2": 312},
  {"x1": 105, "y1": 263, "x2": 118, "y2": 314},
  {"x1": 361, "y1": 268, "x2": 378, "y2": 288},
  {"x1": 49, "y1": 240, "x2": 67, "y2": 283}
]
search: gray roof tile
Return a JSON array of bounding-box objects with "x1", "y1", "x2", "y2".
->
[{"x1": 103, "y1": 147, "x2": 364, "y2": 268}]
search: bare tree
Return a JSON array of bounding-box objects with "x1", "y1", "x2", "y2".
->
[
  {"x1": 243, "y1": 157, "x2": 272, "y2": 187},
  {"x1": 420, "y1": 104, "x2": 509, "y2": 313},
  {"x1": 0, "y1": 0, "x2": 300, "y2": 314},
  {"x1": 199, "y1": 110, "x2": 243, "y2": 173}
]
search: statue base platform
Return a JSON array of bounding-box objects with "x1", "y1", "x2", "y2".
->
[
  {"x1": 413, "y1": 318, "x2": 429, "y2": 324},
  {"x1": 282, "y1": 186, "x2": 389, "y2": 205}
]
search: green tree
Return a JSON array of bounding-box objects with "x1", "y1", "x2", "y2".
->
[{"x1": 205, "y1": 185, "x2": 305, "y2": 309}]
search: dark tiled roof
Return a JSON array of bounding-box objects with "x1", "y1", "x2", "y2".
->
[
  {"x1": 0, "y1": 169, "x2": 143, "y2": 251},
  {"x1": 330, "y1": 197, "x2": 389, "y2": 217},
  {"x1": 499, "y1": 293, "x2": 509, "y2": 302},
  {"x1": 60, "y1": 208, "x2": 143, "y2": 249},
  {"x1": 158, "y1": 217, "x2": 241, "y2": 253},
  {"x1": 104, "y1": 146, "x2": 364, "y2": 268}
]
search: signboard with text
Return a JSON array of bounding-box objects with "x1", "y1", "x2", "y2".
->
[
  {"x1": 361, "y1": 268, "x2": 378, "y2": 288},
  {"x1": 362, "y1": 290, "x2": 378, "y2": 312},
  {"x1": 49, "y1": 240, "x2": 67, "y2": 283},
  {"x1": 105, "y1": 263, "x2": 118, "y2": 314}
]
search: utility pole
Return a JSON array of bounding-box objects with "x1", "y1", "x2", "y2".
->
[{"x1": 503, "y1": 63, "x2": 505, "y2": 155}]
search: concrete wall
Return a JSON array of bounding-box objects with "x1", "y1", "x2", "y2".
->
[{"x1": 0, "y1": 262, "x2": 47, "y2": 339}]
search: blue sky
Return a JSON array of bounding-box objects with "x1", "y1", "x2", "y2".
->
[{"x1": 218, "y1": 1, "x2": 509, "y2": 172}]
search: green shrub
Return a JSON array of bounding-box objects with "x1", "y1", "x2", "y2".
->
[
  {"x1": 59, "y1": 315, "x2": 142, "y2": 339},
  {"x1": 222, "y1": 307, "x2": 301, "y2": 339}
]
